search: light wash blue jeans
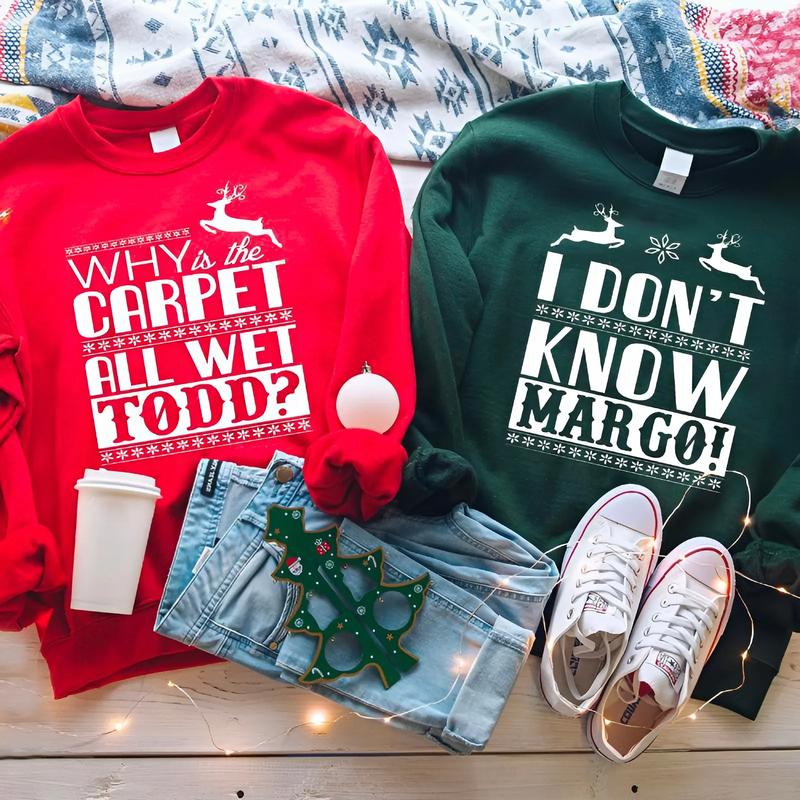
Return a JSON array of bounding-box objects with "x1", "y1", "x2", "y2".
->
[{"x1": 155, "y1": 452, "x2": 558, "y2": 753}]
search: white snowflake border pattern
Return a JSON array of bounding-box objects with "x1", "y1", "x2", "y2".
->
[
  {"x1": 100, "y1": 417, "x2": 313, "y2": 464},
  {"x1": 505, "y1": 430, "x2": 722, "y2": 491}
]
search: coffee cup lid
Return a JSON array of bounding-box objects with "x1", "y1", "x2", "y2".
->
[{"x1": 75, "y1": 468, "x2": 161, "y2": 499}]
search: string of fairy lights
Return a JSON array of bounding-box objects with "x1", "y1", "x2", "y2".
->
[{"x1": 2, "y1": 468, "x2": 798, "y2": 752}]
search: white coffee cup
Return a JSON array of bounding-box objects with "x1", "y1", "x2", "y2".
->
[{"x1": 71, "y1": 468, "x2": 161, "y2": 615}]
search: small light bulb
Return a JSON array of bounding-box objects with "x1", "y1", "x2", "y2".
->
[
  {"x1": 224, "y1": 749, "x2": 234, "y2": 756},
  {"x1": 167, "y1": 681, "x2": 175, "y2": 688},
  {"x1": 743, "y1": 516, "x2": 752, "y2": 526},
  {"x1": 112, "y1": 720, "x2": 128, "y2": 732},
  {"x1": 308, "y1": 710, "x2": 328, "y2": 727},
  {"x1": 741, "y1": 651, "x2": 749, "y2": 661},
  {"x1": 602, "y1": 718, "x2": 610, "y2": 728},
  {"x1": 383, "y1": 717, "x2": 392, "y2": 724},
  {"x1": 689, "y1": 712, "x2": 697, "y2": 721},
  {"x1": 713, "y1": 577, "x2": 728, "y2": 593},
  {"x1": 777, "y1": 587, "x2": 789, "y2": 594},
  {"x1": 499, "y1": 577, "x2": 510, "y2": 587}
]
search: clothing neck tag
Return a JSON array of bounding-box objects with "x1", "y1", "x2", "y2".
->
[
  {"x1": 653, "y1": 148, "x2": 694, "y2": 194},
  {"x1": 149, "y1": 126, "x2": 181, "y2": 153}
]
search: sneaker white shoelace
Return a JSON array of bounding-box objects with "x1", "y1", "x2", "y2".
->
[
  {"x1": 617, "y1": 583, "x2": 718, "y2": 707},
  {"x1": 561, "y1": 524, "x2": 649, "y2": 701}
]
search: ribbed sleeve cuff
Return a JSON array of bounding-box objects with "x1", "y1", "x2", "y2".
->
[
  {"x1": 0, "y1": 521, "x2": 66, "y2": 631},
  {"x1": 304, "y1": 428, "x2": 408, "y2": 521}
]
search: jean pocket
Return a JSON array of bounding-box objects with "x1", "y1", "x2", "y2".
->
[{"x1": 210, "y1": 538, "x2": 294, "y2": 647}]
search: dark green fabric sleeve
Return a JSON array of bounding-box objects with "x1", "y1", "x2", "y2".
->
[
  {"x1": 694, "y1": 459, "x2": 800, "y2": 718},
  {"x1": 397, "y1": 124, "x2": 483, "y2": 514}
]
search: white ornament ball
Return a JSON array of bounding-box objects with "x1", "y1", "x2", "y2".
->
[{"x1": 336, "y1": 370, "x2": 400, "y2": 434}]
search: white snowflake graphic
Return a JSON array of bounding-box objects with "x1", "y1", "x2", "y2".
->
[
  {"x1": 612, "y1": 321, "x2": 627, "y2": 333},
  {"x1": 236, "y1": 429, "x2": 250, "y2": 440},
  {"x1": 206, "y1": 434, "x2": 220, "y2": 445},
  {"x1": 158, "y1": 330, "x2": 172, "y2": 341},
  {"x1": 674, "y1": 335, "x2": 689, "y2": 348},
  {"x1": 221, "y1": 431, "x2": 235, "y2": 443},
  {"x1": 128, "y1": 334, "x2": 141, "y2": 345},
  {"x1": 706, "y1": 342, "x2": 720, "y2": 354},
  {"x1": 522, "y1": 435, "x2": 537, "y2": 447},
  {"x1": 615, "y1": 457, "x2": 629, "y2": 469},
  {"x1": 738, "y1": 350, "x2": 750, "y2": 361},
  {"x1": 646, "y1": 464, "x2": 659, "y2": 475},
  {"x1": 98, "y1": 339, "x2": 112, "y2": 351},
  {"x1": 193, "y1": 436, "x2": 206, "y2": 447},
  {"x1": 249, "y1": 315, "x2": 263, "y2": 325},
  {"x1": 596, "y1": 317, "x2": 611, "y2": 330},
  {"x1": 585, "y1": 450, "x2": 597, "y2": 461},
  {"x1": 252, "y1": 427, "x2": 266, "y2": 437},
  {"x1": 161, "y1": 441, "x2": 174, "y2": 453},
  {"x1": 146, "y1": 444, "x2": 160, "y2": 455},
  {"x1": 279, "y1": 309, "x2": 292, "y2": 321},
  {"x1": 721, "y1": 346, "x2": 736, "y2": 358},
  {"x1": 645, "y1": 234, "x2": 681, "y2": 264},
  {"x1": 538, "y1": 439, "x2": 551, "y2": 451},
  {"x1": 535, "y1": 304, "x2": 549, "y2": 316},
  {"x1": 283, "y1": 422, "x2": 296, "y2": 432},
  {"x1": 568, "y1": 446, "x2": 582, "y2": 458},
  {"x1": 567, "y1": 311, "x2": 581, "y2": 323},
  {"x1": 708, "y1": 478, "x2": 722, "y2": 490},
  {"x1": 583, "y1": 315, "x2": 596, "y2": 325},
  {"x1": 553, "y1": 443, "x2": 566, "y2": 455},
  {"x1": 659, "y1": 332, "x2": 673, "y2": 344},
  {"x1": 690, "y1": 339, "x2": 705, "y2": 351},
  {"x1": 100, "y1": 451, "x2": 114, "y2": 462},
  {"x1": 176, "y1": 440, "x2": 190, "y2": 450},
  {"x1": 143, "y1": 332, "x2": 156, "y2": 344},
  {"x1": 506, "y1": 432, "x2": 519, "y2": 444},
  {"x1": 599, "y1": 453, "x2": 613, "y2": 465},
  {"x1": 298, "y1": 419, "x2": 311, "y2": 431},
  {"x1": 188, "y1": 325, "x2": 202, "y2": 336},
  {"x1": 113, "y1": 337, "x2": 127, "y2": 348},
  {"x1": 234, "y1": 317, "x2": 248, "y2": 328},
  {"x1": 677, "y1": 471, "x2": 691, "y2": 483},
  {"x1": 630, "y1": 461, "x2": 644, "y2": 472},
  {"x1": 662, "y1": 468, "x2": 675, "y2": 479},
  {"x1": 265, "y1": 312, "x2": 278, "y2": 324},
  {"x1": 218, "y1": 320, "x2": 232, "y2": 331},
  {"x1": 644, "y1": 328, "x2": 658, "y2": 340},
  {"x1": 174, "y1": 327, "x2": 187, "y2": 338},
  {"x1": 203, "y1": 323, "x2": 216, "y2": 334},
  {"x1": 82, "y1": 342, "x2": 96, "y2": 353},
  {"x1": 629, "y1": 325, "x2": 643, "y2": 337}
]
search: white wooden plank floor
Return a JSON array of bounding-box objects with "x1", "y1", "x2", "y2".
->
[{"x1": 1, "y1": 629, "x2": 798, "y2": 798}]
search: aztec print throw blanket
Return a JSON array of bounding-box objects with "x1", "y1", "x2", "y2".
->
[{"x1": 0, "y1": 0, "x2": 798, "y2": 161}]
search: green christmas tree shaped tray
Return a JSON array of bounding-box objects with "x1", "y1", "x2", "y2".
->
[{"x1": 264, "y1": 506, "x2": 430, "y2": 688}]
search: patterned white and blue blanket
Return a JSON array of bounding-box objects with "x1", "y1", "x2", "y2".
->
[{"x1": 1, "y1": 0, "x2": 798, "y2": 160}]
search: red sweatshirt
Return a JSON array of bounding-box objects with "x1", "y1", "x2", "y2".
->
[{"x1": 0, "y1": 77, "x2": 414, "y2": 697}]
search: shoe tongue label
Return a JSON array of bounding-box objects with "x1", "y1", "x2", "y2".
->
[
  {"x1": 583, "y1": 592, "x2": 608, "y2": 614},
  {"x1": 654, "y1": 651, "x2": 683, "y2": 686}
]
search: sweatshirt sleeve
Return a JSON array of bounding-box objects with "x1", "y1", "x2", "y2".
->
[
  {"x1": 0, "y1": 301, "x2": 66, "y2": 630},
  {"x1": 694, "y1": 458, "x2": 800, "y2": 719},
  {"x1": 397, "y1": 124, "x2": 484, "y2": 514},
  {"x1": 303, "y1": 129, "x2": 415, "y2": 521}
]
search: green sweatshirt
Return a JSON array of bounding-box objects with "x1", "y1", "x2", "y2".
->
[{"x1": 401, "y1": 81, "x2": 800, "y2": 720}]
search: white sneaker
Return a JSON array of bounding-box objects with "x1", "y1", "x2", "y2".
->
[
  {"x1": 588, "y1": 537, "x2": 735, "y2": 763},
  {"x1": 540, "y1": 485, "x2": 662, "y2": 717}
]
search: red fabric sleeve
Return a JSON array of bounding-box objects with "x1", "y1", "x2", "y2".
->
[
  {"x1": 304, "y1": 131, "x2": 415, "y2": 521},
  {"x1": 0, "y1": 324, "x2": 66, "y2": 630}
]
